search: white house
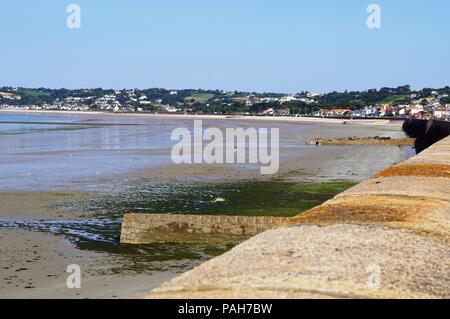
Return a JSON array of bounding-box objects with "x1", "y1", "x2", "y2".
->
[
  {"x1": 410, "y1": 105, "x2": 424, "y2": 116},
  {"x1": 434, "y1": 107, "x2": 450, "y2": 119},
  {"x1": 164, "y1": 105, "x2": 178, "y2": 113}
]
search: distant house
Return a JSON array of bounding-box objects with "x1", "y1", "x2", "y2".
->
[
  {"x1": 164, "y1": 105, "x2": 178, "y2": 113},
  {"x1": 434, "y1": 107, "x2": 450, "y2": 119},
  {"x1": 432, "y1": 101, "x2": 441, "y2": 108},
  {"x1": 258, "y1": 97, "x2": 280, "y2": 103},
  {"x1": 320, "y1": 108, "x2": 352, "y2": 117},
  {"x1": 380, "y1": 106, "x2": 397, "y2": 117},
  {"x1": 351, "y1": 110, "x2": 363, "y2": 117},
  {"x1": 261, "y1": 108, "x2": 290, "y2": 116},
  {"x1": 0, "y1": 92, "x2": 12, "y2": 98},
  {"x1": 0, "y1": 92, "x2": 21, "y2": 100},
  {"x1": 307, "y1": 92, "x2": 320, "y2": 98},
  {"x1": 398, "y1": 107, "x2": 410, "y2": 116},
  {"x1": 410, "y1": 105, "x2": 425, "y2": 117},
  {"x1": 262, "y1": 108, "x2": 274, "y2": 115},
  {"x1": 412, "y1": 110, "x2": 429, "y2": 119},
  {"x1": 280, "y1": 95, "x2": 298, "y2": 103},
  {"x1": 274, "y1": 108, "x2": 291, "y2": 116},
  {"x1": 360, "y1": 106, "x2": 380, "y2": 117},
  {"x1": 65, "y1": 97, "x2": 82, "y2": 102}
]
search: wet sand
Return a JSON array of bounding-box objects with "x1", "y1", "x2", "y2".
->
[
  {"x1": 0, "y1": 192, "x2": 89, "y2": 220},
  {"x1": 0, "y1": 229, "x2": 178, "y2": 299},
  {"x1": 132, "y1": 144, "x2": 408, "y2": 183}
]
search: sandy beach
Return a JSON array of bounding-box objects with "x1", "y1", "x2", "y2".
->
[
  {"x1": 0, "y1": 109, "x2": 402, "y2": 126},
  {"x1": 0, "y1": 111, "x2": 411, "y2": 298},
  {"x1": 0, "y1": 228, "x2": 179, "y2": 299}
]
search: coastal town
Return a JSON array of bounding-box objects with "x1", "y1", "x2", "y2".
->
[{"x1": 1, "y1": 86, "x2": 449, "y2": 120}]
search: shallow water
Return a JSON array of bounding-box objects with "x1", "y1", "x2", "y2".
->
[{"x1": 0, "y1": 113, "x2": 175, "y2": 190}]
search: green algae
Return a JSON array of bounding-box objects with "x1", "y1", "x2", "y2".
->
[{"x1": 81, "y1": 179, "x2": 357, "y2": 218}]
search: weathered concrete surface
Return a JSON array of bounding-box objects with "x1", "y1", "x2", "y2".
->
[
  {"x1": 146, "y1": 136, "x2": 450, "y2": 299},
  {"x1": 148, "y1": 225, "x2": 450, "y2": 299},
  {"x1": 121, "y1": 213, "x2": 288, "y2": 244}
]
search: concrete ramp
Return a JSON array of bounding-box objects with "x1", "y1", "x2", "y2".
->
[{"x1": 146, "y1": 135, "x2": 450, "y2": 299}]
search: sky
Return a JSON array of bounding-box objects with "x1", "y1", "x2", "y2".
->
[{"x1": 1, "y1": 0, "x2": 449, "y2": 93}]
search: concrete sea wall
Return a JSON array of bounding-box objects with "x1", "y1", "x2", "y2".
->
[{"x1": 146, "y1": 135, "x2": 450, "y2": 299}]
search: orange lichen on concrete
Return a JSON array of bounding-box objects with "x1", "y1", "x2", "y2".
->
[
  {"x1": 287, "y1": 194, "x2": 450, "y2": 241},
  {"x1": 373, "y1": 163, "x2": 450, "y2": 178},
  {"x1": 288, "y1": 195, "x2": 435, "y2": 224}
]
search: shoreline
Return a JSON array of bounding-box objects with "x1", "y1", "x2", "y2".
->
[{"x1": 0, "y1": 109, "x2": 402, "y2": 126}]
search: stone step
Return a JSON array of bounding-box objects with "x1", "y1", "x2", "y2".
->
[{"x1": 120, "y1": 213, "x2": 288, "y2": 244}]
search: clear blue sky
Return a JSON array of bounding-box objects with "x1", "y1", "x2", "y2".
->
[{"x1": 1, "y1": 0, "x2": 449, "y2": 93}]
